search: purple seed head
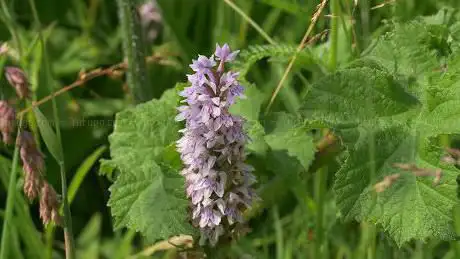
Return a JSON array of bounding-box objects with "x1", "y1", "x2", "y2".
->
[
  {"x1": 4, "y1": 66, "x2": 30, "y2": 99},
  {"x1": 0, "y1": 101, "x2": 16, "y2": 144}
]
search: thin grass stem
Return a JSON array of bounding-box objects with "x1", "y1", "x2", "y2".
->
[
  {"x1": 265, "y1": 0, "x2": 328, "y2": 114},
  {"x1": 223, "y1": 0, "x2": 276, "y2": 45},
  {"x1": 27, "y1": 0, "x2": 75, "y2": 258},
  {"x1": 0, "y1": 116, "x2": 24, "y2": 259},
  {"x1": 329, "y1": 0, "x2": 340, "y2": 70}
]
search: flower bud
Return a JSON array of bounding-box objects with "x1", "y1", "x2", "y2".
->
[
  {"x1": 0, "y1": 101, "x2": 16, "y2": 144},
  {"x1": 5, "y1": 66, "x2": 30, "y2": 99}
]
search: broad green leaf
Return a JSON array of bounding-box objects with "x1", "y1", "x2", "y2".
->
[
  {"x1": 109, "y1": 161, "x2": 195, "y2": 242},
  {"x1": 229, "y1": 83, "x2": 265, "y2": 121},
  {"x1": 265, "y1": 113, "x2": 315, "y2": 170},
  {"x1": 33, "y1": 107, "x2": 64, "y2": 162},
  {"x1": 109, "y1": 89, "x2": 180, "y2": 163},
  {"x1": 335, "y1": 126, "x2": 457, "y2": 245},
  {"x1": 362, "y1": 20, "x2": 456, "y2": 98},
  {"x1": 245, "y1": 120, "x2": 269, "y2": 156},
  {"x1": 107, "y1": 88, "x2": 196, "y2": 241},
  {"x1": 418, "y1": 100, "x2": 460, "y2": 137},
  {"x1": 300, "y1": 53, "x2": 459, "y2": 246},
  {"x1": 300, "y1": 67, "x2": 420, "y2": 127},
  {"x1": 229, "y1": 84, "x2": 269, "y2": 156},
  {"x1": 364, "y1": 21, "x2": 440, "y2": 76}
]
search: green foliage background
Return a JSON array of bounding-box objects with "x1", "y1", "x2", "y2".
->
[{"x1": 2, "y1": 0, "x2": 460, "y2": 258}]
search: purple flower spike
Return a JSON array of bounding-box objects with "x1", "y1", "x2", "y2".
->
[
  {"x1": 215, "y1": 44, "x2": 239, "y2": 63},
  {"x1": 177, "y1": 44, "x2": 257, "y2": 246}
]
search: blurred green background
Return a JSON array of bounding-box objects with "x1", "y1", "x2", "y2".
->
[{"x1": 1, "y1": 0, "x2": 460, "y2": 258}]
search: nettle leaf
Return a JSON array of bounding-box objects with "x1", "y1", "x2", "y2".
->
[
  {"x1": 301, "y1": 67, "x2": 420, "y2": 126},
  {"x1": 334, "y1": 125, "x2": 457, "y2": 245},
  {"x1": 244, "y1": 120, "x2": 269, "y2": 156},
  {"x1": 300, "y1": 61, "x2": 460, "y2": 245},
  {"x1": 109, "y1": 161, "x2": 196, "y2": 241},
  {"x1": 364, "y1": 20, "x2": 441, "y2": 77},
  {"x1": 229, "y1": 83, "x2": 265, "y2": 121},
  {"x1": 106, "y1": 87, "x2": 196, "y2": 241},
  {"x1": 230, "y1": 84, "x2": 269, "y2": 156},
  {"x1": 265, "y1": 113, "x2": 315, "y2": 170}
]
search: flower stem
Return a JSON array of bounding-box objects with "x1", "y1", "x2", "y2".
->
[
  {"x1": 59, "y1": 161, "x2": 75, "y2": 259},
  {"x1": 27, "y1": 0, "x2": 75, "y2": 257},
  {"x1": 0, "y1": 116, "x2": 24, "y2": 259},
  {"x1": 117, "y1": 0, "x2": 152, "y2": 103}
]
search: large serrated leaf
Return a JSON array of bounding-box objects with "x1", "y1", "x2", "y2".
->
[
  {"x1": 300, "y1": 57, "x2": 459, "y2": 246},
  {"x1": 334, "y1": 125, "x2": 457, "y2": 245},
  {"x1": 109, "y1": 161, "x2": 196, "y2": 241},
  {"x1": 300, "y1": 67, "x2": 420, "y2": 127},
  {"x1": 106, "y1": 87, "x2": 196, "y2": 242}
]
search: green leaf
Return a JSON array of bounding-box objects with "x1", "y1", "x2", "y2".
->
[
  {"x1": 106, "y1": 87, "x2": 196, "y2": 241},
  {"x1": 334, "y1": 126, "x2": 457, "y2": 245},
  {"x1": 300, "y1": 52, "x2": 459, "y2": 245},
  {"x1": 418, "y1": 100, "x2": 460, "y2": 137},
  {"x1": 244, "y1": 120, "x2": 269, "y2": 156},
  {"x1": 99, "y1": 159, "x2": 117, "y2": 181},
  {"x1": 300, "y1": 67, "x2": 420, "y2": 127},
  {"x1": 229, "y1": 83, "x2": 265, "y2": 121},
  {"x1": 109, "y1": 89, "x2": 180, "y2": 163},
  {"x1": 229, "y1": 84, "x2": 269, "y2": 156},
  {"x1": 362, "y1": 20, "x2": 454, "y2": 97},
  {"x1": 33, "y1": 107, "x2": 64, "y2": 162},
  {"x1": 265, "y1": 113, "x2": 315, "y2": 170},
  {"x1": 68, "y1": 146, "x2": 107, "y2": 204},
  {"x1": 109, "y1": 161, "x2": 196, "y2": 242}
]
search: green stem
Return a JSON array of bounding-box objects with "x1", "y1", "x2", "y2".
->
[
  {"x1": 117, "y1": 0, "x2": 152, "y2": 103},
  {"x1": 314, "y1": 166, "x2": 327, "y2": 259},
  {"x1": 27, "y1": 0, "x2": 75, "y2": 258},
  {"x1": 452, "y1": 205, "x2": 460, "y2": 258},
  {"x1": 59, "y1": 161, "x2": 75, "y2": 259},
  {"x1": 0, "y1": 117, "x2": 24, "y2": 259},
  {"x1": 329, "y1": 0, "x2": 340, "y2": 70}
]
